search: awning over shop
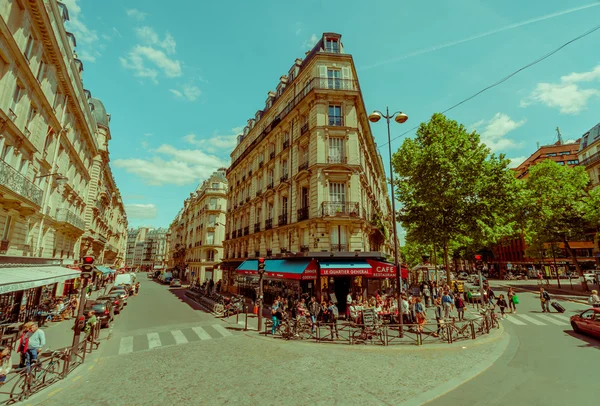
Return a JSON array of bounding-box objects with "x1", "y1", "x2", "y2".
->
[
  {"x1": 320, "y1": 260, "x2": 371, "y2": 276},
  {"x1": 0, "y1": 266, "x2": 81, "y2": 295},
  {"x1": 96, "y1": 266, "x2": 115, "y2": 274},
  {"x1": 236, "y1": 259, "x2": 317, "y2": 280}
]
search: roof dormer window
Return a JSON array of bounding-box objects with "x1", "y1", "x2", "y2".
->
[{"x1": 325, "y1": 38, "x2": 339, "y2": 53}]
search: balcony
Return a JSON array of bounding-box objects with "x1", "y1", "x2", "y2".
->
[
  {"x1": 237, "y1": 228, "x2": 243, "y2": 237},
  {"x1": 255, "y1": 251, "x2": 260, "y2": 258},
  {"x1": 0, "y1": 159, "x2": 43, "y2": 206},
  {"x1": 283, "y1": 139, "x2": 290, "y2": 150},
  {"x1": 278, "y1": 213, "x2": 288, "y2": 226},
  {"x1": 207, "y1": 204, "x2": 222, "y2": 211},
  {"x1": 246, "y1": 196, "x2": 250, "y2": 203},
  {"x1": 248, "y1": 170, "x2": 253, "y2": 177},
  {"x1": 55, "y1": 208, "x2": 85, "y2": 232},
  {"x1": 327, "y1": 155, "x2": 347, "y2": 164},
  {"x1": 256, "y1": 190, "x2": 263, "y2": 197},
  {"x1": 244, "y1": 226, "x2": 249, "y2": 236},
  {"x1": 254, "y1": 223, "x2": 261, "y2": 233},
  {"x1": 298, "y1": 161, "x2": 308, "y2": 171},
  {"x1": 266, "y1": 249, "x2": 272, "y2": 257},
  {"x1": 279, "y1": 174, "x2": 288, "y2": 183},
  {"x1": 242, "y1": 175, "x2": 246, "y2": 182},
  {"x1": 226, "y1": 233, "x2": 230, "y2": 240},
  {"x1": 330, "y1": 243, "x2": 348, "y2": 252},
  {"x1": 231, "y1": 230, "x2": 237, "y2": 239},
  {"x1": 321, "y1": 201, "x2": 360, "y2": 217},
  {"x1": 267, "y1": 182, "x2": 274, "y2": 190},
  {"x1": 259, "y1": 161, "x2": 264, "y2": 168},
  {"x1": 580, "y1": 151, "x2": 600, "y2": 167},
  {"x1": 269, "y1": 151, "x2": 275, "y2": 160},
  {"x1": 328, "y1": 116, "x2": 344, "y2": 126},
  {"x1": 300, "y1": 245, "x2": 309, "y2": 253},
  {"x1": 300, "y1": 123, "x2": 309, "y2": 134},
  {"x1": 265, "y1": 218, "x2": 273, "y2": 230},
  {"x1": 297, "y1": 206, "x2": 309, "y2": 221}
]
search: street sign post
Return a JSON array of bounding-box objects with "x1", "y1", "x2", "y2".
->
[
  {"x1": 475, "y1": 255, "x2": 484, "y2": 308},
  {"x1": 257, "y1": 258, "x2": 265, "y2": 332},
  {"x1": 72, "y1": 256, "x2": 94, "y2": 347}
]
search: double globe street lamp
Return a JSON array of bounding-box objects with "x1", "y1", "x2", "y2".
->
[{"x1": 368, "y1": 108, "x2": 408, "y2": 328}]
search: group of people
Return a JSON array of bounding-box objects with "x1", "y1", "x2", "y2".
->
[{"x1": 270, "y1": 296, "x2": 341, "y2": 338}]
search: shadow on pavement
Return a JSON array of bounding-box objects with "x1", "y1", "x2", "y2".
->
[
  {"x1": 564, "y1": 330, "x2": 600, "y2": 349},
  {"x1": 166, "y1": 287, "x2": 211, "y2": 313}
]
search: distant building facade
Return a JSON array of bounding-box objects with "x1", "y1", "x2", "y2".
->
[{"x1": 125, "y1": 227, "x2": 168, "y2": 271}]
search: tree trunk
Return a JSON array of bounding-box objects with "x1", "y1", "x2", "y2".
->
[
  {"x1": 563, "y1": 237, "x2": 588, "y2": 291},
  {"x1": 432, "y1": 243, "x2": 438, "y2": 284},
  {"x1": 444, "y1": 241, "x2": 451, "y2": 283}
]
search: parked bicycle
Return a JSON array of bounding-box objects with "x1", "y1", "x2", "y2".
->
[{"x1": 10, "y1": 348, "x2": 68, "y2": 401}]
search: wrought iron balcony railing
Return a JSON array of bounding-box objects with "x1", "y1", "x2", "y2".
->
[
  {"x1": 300, "y1": 123, "x2": 309, "y2": 134},
  {"x1": 270, "y1": 151, "x2": 275, "y2": 160},
  {"x1": 298, "y1": 161, "x2": 308, "y2": 171},
  {"x1": 0, "y1": 159, "x2": 43, "y2": 206},
  {"x1": 244, "y1": 226, "x2": 249, "y2": 236},
  {"x1": 265, "y1": 218, "x2": 273, "y2": 230},
  {"x1": 254, "y1": 223, "x2": 261, "y2": 233},
  {"x1": 280, "y1": 174, "x2": 289, "y2": 183},
  {"x1": 267, "y1": 182, "x2": 274, "y2": 190},
  {"x1": 327, "y1": 155, "x2": 347, "y2": 164},
  {"x1": 300, "y1": 245, "x2": 309, "y2": 252},
  {"x1": 580, "y1": 151, "x2": 600, "y2": 167},
  {"x1": 297, "y1": 207, "x2": 309, "y2": 221},
  {"x1": 55, "y1": 208, "x2": 85, "y2": 231},
  {"x1": 321, "y1": 201, "x2": 360, "y2": 217},
  {"x1": 278, "y1": 214, "x2": 288, "y2": 226},
  {"x1": 330, "y1": 243, "x2": 348, "y2": 252},
  {"x1": 283, "y1": 139, "x2": 290, "y2": 149}
]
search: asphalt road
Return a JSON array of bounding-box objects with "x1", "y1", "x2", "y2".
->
[
  {"x1": 427, "y1": 280, "x2": 597, "y2": 405},
  {"x1": 31, "y1": 276, "x2": 508, "y2": 406}
]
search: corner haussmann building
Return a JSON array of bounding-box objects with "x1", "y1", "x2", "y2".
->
[{"x1": 221, "y1": 33, "x2": 399, "y2": 312}]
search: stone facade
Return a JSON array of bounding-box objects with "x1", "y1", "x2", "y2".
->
[
  {"x1": 125, "y1": 227, "x2": 168, "y2": 271},
  {"x1": 0, "y1": 0, "x2": 127, "y2": 266},
  {"x1": 578, "y1": 122, "x2": 600, "y2": 188},
  {"x1": 168, "y1": 170, "x2": 228, "y2": 282},
  {"x1": 223, "y1": 33, "x2": 393, "y2": 264}
]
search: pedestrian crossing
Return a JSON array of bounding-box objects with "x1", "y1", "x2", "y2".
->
[
  {"x1": 116, "y1": 324, "x2": 238, "y2": 355},
  {"x1": 500, "y1": 313, "x2": 571, "y2": 327}
]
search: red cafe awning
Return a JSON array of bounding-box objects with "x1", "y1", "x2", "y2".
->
[{"x1": 366, "y1": 259, "x2": 409, "y2": 279}]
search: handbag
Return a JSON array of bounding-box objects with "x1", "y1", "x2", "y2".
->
[{"x1": 512, "y1": 295, "x2": 519, "y2": 304}]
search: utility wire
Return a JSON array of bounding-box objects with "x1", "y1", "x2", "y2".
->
[{"x1": 376, "y1": 22, "x2": 600, "y2": 150}]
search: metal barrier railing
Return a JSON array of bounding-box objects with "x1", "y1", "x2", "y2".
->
[
  {"x1": 0, "y1": 322, "x2": 103, "y2": 404},
  {"x1": 261, "y1": 316, "x2": 499, "y2": 347}
]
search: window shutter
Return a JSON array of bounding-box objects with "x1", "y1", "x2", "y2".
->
[
  {"x1": 341, "y1": 67, "x2": 350, "y2": 89},
  {"x1": 319, "y1": 66, "x2": 327, "y2": 88}
]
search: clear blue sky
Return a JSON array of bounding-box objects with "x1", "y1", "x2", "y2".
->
[{"x1": 63, "y1": 0, "x2": 600, "y2": 239}]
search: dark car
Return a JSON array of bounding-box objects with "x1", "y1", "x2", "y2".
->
[
  {"x1": 109, "y1": 289, "x2": 129, "y2": 305},
  {"x1": 84, "y1": 299, "x2": 115, "y2": 328},
  {"x1": 97, "y1": 293, "x2": 124, "y2": 314}
]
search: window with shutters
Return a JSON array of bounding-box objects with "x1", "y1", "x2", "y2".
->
[
  {"x1": 206, "y1": 232, "x2": 215, "y2": 245},
  {"x1": 328, "y1": 105, "x2": 343, "y2": 126},
  {"x1": 208, "y1": 214, "x2": 216, "y2": 226},
  {"x1": 281, "y1": 159, "x2": 288, "y2": 177},
  {"x1": 36, "y1": 60, "x2": 46, "y2": 83},
  {"x1": 25, "y1": 104, "x2": 37, "y2": 131},
  {"x1": 24, "y1": 36, "x2": 35, "y2": 61},
  {"x1": 10, "y1": 84, "x2": 23, "y2": 113},
  {"x1": 328, "y1": 137, "x2": 345, "y2": 163}
]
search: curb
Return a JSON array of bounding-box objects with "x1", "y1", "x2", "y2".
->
[
  {"x1": 402, "y1": 331, "x2": 510, "y2": 406},
  {"x1": 498, "y1": 284, "x2": 589, "y2": 305}
]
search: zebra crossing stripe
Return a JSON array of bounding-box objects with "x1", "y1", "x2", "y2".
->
[
  {"x1": 192, "y1": 326, "x2": 211, "y2": 340},
  {"x1": 147, "y1": 332, "x2": 162, "y2": 349},
  {"x1": 212, "y1": 324, "x2": 233, "y2": 337},
  {"x1": 537, "y1": 314, "x2": 568, "y2": 325},
  {"x1": 504, "y1": 316, "x2": 526, "y2": 325},
  {"x1": 171, "y1": 330, "x2": 188, "y2": 345},
  {"x1": 515, "y1": 314, "x2": 546, "y2": 325},
  {"x1": 550, "y1": 314, "x2": 572, "y2": 322},
  {"x1": 118, "y1": 336, "x2": 134, "y2": 355}
]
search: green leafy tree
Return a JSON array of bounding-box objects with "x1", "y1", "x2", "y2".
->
[
  {"x1": 523, "y1": 160, "x2": 592, "y2": 289},
  {"x1": 393, "y1": 113, "x2": 519, "y2": 282}
]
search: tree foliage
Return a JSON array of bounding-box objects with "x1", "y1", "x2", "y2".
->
[{"x1": 393, "y1": 113, "x2": 519, "y2": 280}]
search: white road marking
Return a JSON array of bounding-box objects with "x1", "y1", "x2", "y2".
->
[
  {"x1": 537, "y1": 314, "x2": 568, "y2": 325},
  {"x1": 550, "y1": 314, "x2": 572, "y2": 322},
  {"x1": 171, "y1": 330, "x2": 188, "y2": 345},
  {"x1": 192, "y1": 326, "x2": 212, "y2": 340},
  {"x1": 503, "y1": 316, "x2": 526, "y2": 325},
  {"x1": 516, "y1": 314, "x2": 546, "y2": 325},
  {"x1": 147, "y1": 332, "x2": 162, "y2": 349},
  {"x1": 118, "y1": 336, "x2": 134, "y2": 354},
  {"x1": 212, "y1": 324, "x2": 233, "y2": 337}
]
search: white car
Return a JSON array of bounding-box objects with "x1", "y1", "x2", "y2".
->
[
  {"x1": 583, "y1": 273, "x2": 598, "y2": 284},
  {"x1": 457, "y1": 272, "x2": 469, "y2": 280}
]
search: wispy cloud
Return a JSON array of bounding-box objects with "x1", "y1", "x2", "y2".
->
[
  {"x1": 125, "y1": 204, "x2": 157, "y2": 219},
  {"x1": 471, "y1": 113, "x2": 526, "y2": 152},
  {"x1": 135, "y1": 26, "x2": 176, "y2": 54},
  {"x1": 507, "y1": 156, "x2": 528, "y2": 169},
  {"x1": 360, "y1": 3, "x2": 600, "y2": 70},
  {"x1": 183, "y1": 127, "x2": 243, "y2": 153},
  {"x1": 126, "y1": 8, "x2": 147, "y2": 21},
  {"x1": 169, "y1": 84, "x2": 201, "y2": 101},
  {"x1": 302, "y1": 34, "x2": 318, "y2": 49},
  {"x1": 61, "y1": 0, "x2": 100, "y2": 62},
  {"x1": 120, "y1": 45, "x2": 182, "y2": 83},
  {"x1": 521, "y1": 64, "x2": 600, "y2": 114}
]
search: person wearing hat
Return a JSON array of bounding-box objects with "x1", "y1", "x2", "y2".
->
[{"x1": 588, "y1": 290, "x2": 600, "y2": 308}]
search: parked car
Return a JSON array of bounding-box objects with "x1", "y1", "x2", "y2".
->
[
  {"x1": 170, "y1": 278, "x2": 182, "y2": 287},
  {"x1": 583, "y1": 273, "x2": 598, "y2": 284},
  {"x1": 570, "y1": 308, "x2": 600, "y2": 338},
  {"x1": 97, "y1": 293, "x2": 124, "y2": 314},
  {"x1": 457, "y1": 272, "x2": 469, "y2": 280},
  {"x1": 109, "y1": 289, "x2": 129, "y2": 305},
  {"x1": 84, "y1": 299, "x2": 114, "y2": 328}
]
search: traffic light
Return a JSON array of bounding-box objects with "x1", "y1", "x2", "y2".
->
[
  {"x1": 76, "y1": 316, "x2": 85, "y2": 330},
  {"x1": 474, "y1": 254, "x2": 483, "y2": 271},
  {"x1": 80, "y1": 256, "x2": 95, "y2": 278},
  {"x1": 258, "y1": 257, "x2": 265, "y2": 275}
]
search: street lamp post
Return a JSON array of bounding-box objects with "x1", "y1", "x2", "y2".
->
[{"x1": 369, "y1": 107, "x2": 408, "y2": 331}]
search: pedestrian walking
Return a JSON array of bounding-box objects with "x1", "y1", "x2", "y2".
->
[
  {"x1": 414, "y1": 297, "x2": 426, "y2": 332},
  {"x1": 271, "y1": 298, "x2": 281, "y2": 335},
  {"x1": 345, "y1": 291, "x2": 353, "y2": 320},
  {"x1": 540, "y1": 288, "x2": 551, "y2": 312},
  {"x1": 588, "y1": 290, "x2": 600, "y2": 308},
  {"x1": 308, "y1": 297, "x2": 321, "y2": 332},
  {"x1": 507, "y1": 287, "x2": 517, "y2": 313},
  {"x1": 455, "y1": 293, "x2": 465, "y2": 321},
  {"x1": 423, "y1": 286, "x2": 431, "y2": 307},
  {"x1": 485, "y1": 287, "x2": 496, "y2": 306},
  {"x1": 441, "y1": 291, "x2": 453, "y2": 319},
  {"x1": 433, "y1": 298, "x2": 443, "y2": 337},
  {"x1": 496, "y1": 295, "x2": 508, "y2": 318},
  {"x1": 328, "y1": 300, "x2": 340, "y2": 339}
]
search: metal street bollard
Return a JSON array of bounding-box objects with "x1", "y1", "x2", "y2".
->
[{"x1": 244, "y1": 303, "x2": 248, "y2": 331}]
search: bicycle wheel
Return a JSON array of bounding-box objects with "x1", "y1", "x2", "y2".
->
[
  {"x1": 41, "y1": 361, "x2": 60, "y2": 385},
  {"x1": 280, "y1": 322, "x2": 291, "y2": 339},
  {"x1": 10, "y1": 373, "x2": 30, "y2": 402},
  {"x1": 351, "y1": 330, "x2": 366, "y2": 344}
]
